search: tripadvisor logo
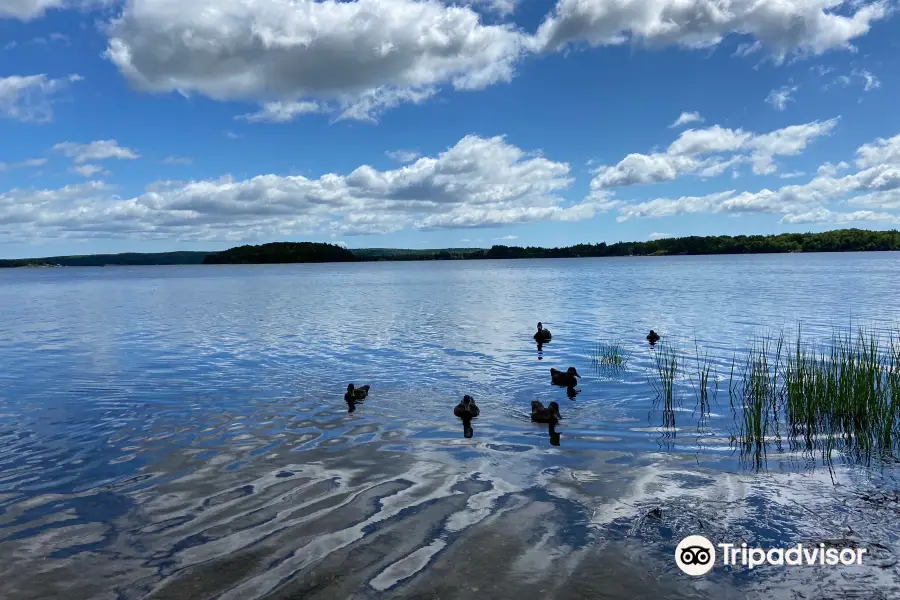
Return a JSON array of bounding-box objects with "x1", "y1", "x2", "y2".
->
[{"x1": 675, "y1": 535, "x2": 868, "y2": 576}]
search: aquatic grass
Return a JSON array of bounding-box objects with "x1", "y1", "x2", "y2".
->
[
  {"x1": 729, "y1": 332, "x2": 785, "y2": 463},
  {"x1": 691, "y1": 339, "x2": 718, "y2": 421},
  {"x1": 650, "y1": 343, "x2": 680, "y2": 428},
  {"x1": 730, "y1": 325, "x2": 900, "y2": 469},
  {"x1": 589, "y1": 340, "x2": 629, "y2": 370}
]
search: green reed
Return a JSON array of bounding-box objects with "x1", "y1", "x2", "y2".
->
[
  {"x1": 651, "y1": 343, "x2": 679, "y2": 426},
  {"x1": 590, "y1": 340, "x2": 629, "y2": 370},
  {"x1": 691, "y1": 339, "x2": 717, "y2": 420},
  {"x1": 730, "y1": 325, "x2": 900, "y2": 466},
  {"x1": 729, "y1": 332, "x2": 785, "y2": 463}
]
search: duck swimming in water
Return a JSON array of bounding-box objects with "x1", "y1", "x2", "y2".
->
[
  {"x1": 345, "y1": 383, "x2": 370, "y2": 402},
  {"x1": 531, "y1": 400, "x2": 562, "y2": 424},
  {"x1": 647, "y1": 330, "x2": 661, "y2": 345},
  {"x1": 534, "y1": 322, "x2": 552, "y2": 342},
  {"x1": 453, "y1": 395, "x2": 480, "y2": 419},
  {"x1": 550, "y1": 366, "x2": 580, "y2": 387}
]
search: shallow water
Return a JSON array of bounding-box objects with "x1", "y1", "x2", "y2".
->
[{"x1": 1, "y1": 253, "x2": 900, "y2": 599}]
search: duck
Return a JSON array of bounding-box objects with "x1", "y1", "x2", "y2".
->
[
  {"x1": 550, "y1": 366, "x2": 580, "y2": 387},
  {"x1": 647, "y1": 330, "x2": 661, "y2": 344},
  {"x1": 533, "y1": 322, "x2": 552, "y2": 342},
  {"x1": 454, "y1": 395, "x2": 480, "y2": 419},
  {"x1": 345, "y1": 383, "x2": 370, "y2": 402},
  {"x1": 531, "y1": 400, "x2": 562, "y2": 424}
]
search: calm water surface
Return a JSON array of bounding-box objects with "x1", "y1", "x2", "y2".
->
[{"x1": 1, "y1": 253, "x2": 900, "y2": 599}]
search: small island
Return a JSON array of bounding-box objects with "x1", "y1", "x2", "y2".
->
[
  {"x1": 1, "y1": 228, "x2": 898, "y2": 267},
  {"x1": 203, "y1": 242, "x2": 357, "y2": 265}
]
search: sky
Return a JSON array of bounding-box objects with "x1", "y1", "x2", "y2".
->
[{"x1": 1, "y1": 0, "x2": 899, "y2": 258}]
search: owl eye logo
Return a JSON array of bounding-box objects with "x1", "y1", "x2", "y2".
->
[
  {"x1": 680, "y1": 546, "x2": 712, "y2": 565},
  {"x1": 675, "y1": 535, "x2": 716, "y2": 576}
]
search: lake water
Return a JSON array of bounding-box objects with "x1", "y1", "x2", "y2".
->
[{"x1": 1, "y1": 253, "x2": 900, "y2": 599}]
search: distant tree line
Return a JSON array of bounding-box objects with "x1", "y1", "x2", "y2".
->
[
  {"x1": 355, "y1": 229, "x2": 900, "y2": 261},
  {"x1": 203, "y1": 242, "x2": 357, "y2": 264},
  {"x1": 2, "y1": 229, "x2": 898, "y2": 268},
  {"x1": 0, "y1": 251, "x2": 211, "y2": 268}
]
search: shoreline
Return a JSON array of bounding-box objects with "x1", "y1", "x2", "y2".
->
[{"x1": 1, "y1": 228, "x2": 898, "y2": 268}]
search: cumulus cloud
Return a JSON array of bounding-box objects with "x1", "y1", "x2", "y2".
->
[
  {"x1": 780, "y1": 208, "x2": 900, "y2": 225},
  {"x1": 765, "y1": 84, "x2": 799, "y2": 111},
  {"x1": 52, "y1": 139, "x2": 140, "y2": 164},
  {"x1": 0, "y1": 157, "x2": 46, "y2": 172},
  {"x1": 531, "y1": 0, "x2": 889, "y2": 61},
  {"x1": 105, "y1": 0, "x2": 527, "y2": 122},
  {"x1": 669, "y1": 111, "x2": 703, "y2": 128},
  {"x1": 648, "y1": 232, "x2": 672, "y2": 240},
  {"x1": 0, "y1": 0, "x2": 115, "y2": 20},
  {"x1": 236, "y1": 100, "x2": 321, "y2": 123},
  {"x1": 613, "y1": 132, "x2": 900, "y2": 225},
  {"x1": 591, "y1": 118, "x2": 838, "y2": 189},
  {"x1": 473, "y1": 0, "x2": 517, "y2": 15},
  {"x1": 1, "y1": 0, "x2": 68, "y2": 20},
  {"x1": 0, "y1": 135, "x2": 612, "y2": 242},
  {"x1": 0, "y1": 73, "x2": 82, "y2": 123},
  {"x1": 71, "y1": 164, "x2": 107, "y2": 178},
  {"x1": 386, "y1": 150, "x2": 420, "y2": 163}
]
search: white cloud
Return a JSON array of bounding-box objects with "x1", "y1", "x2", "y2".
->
[
  {"x1": 765, "y1": 84, "x2": 798, "y2": 111},
  {"x1": 817, "y1": 161, "x2": 849, "y2": 176},
  {"x1": 163, "y1": 156, "x2": 192, "y2": 165},
  {"x1": 826, "y1": 69, "x2": 881, "y2": 92},
  {"x1": 781, "y1": 208, "x2": 900, "y2": 225},
  {"x1": 225, "y1": 131, "x2": 241, "y2": 140},
  {"x1": 473, "y1": 0, "x2": 518, "y2": 15},
  {"x1": 0, "y1": 135, "x2": 609, "y2": 242},
  {"x1": 614, "y1": 132, "x2": 900, "y2": 224},
  {"x1": 648, "y1": 232, "x2": 672, "y2": 240},
  {"x1": 0, "y1": 0, "x2": 114, "y2": 20},
  {"x1": 0, "y1": 73, "x2": 82, "y2": 123},
  {"x1": 236, "y1": 100, "x2": 322, "y2": 123},
  {"x1": 105, "y1": 0, "x2": 527, "y2": 122},
  {"x1": 780, "y1": 171, "x2": 806, "y2": 179},
  {"x1": 531, "y1": 0, "x2": 889, "y2": 61},
  {"x1": 855, "y1": 135, "x2": 900, "y2": 169},
  {"x1": 494, "y1": 234, "x2": 519, "y2": 241},
  {"x1": 71, "y1": 164, "x2": 107, "y2": 178},
  {"x1": 52, "y1": 139, "x2": 140, "y2": 164},
  {"x1": 0, "y1": 157, "x2": 46, "y2": 172},
  {"x1": 0, "y1": 0, "x2": 66, "y2": 20},
  {"x1": 591, "y1": 118, "x2": 838, "y2": 188},
  {"x1": 386, "y1": 150, "x2": 420, "y2": 163},
  {"x1": 852, "y1": 69, "x2": 881, "y2": 91},
  {"x1": 669, "y1": 111, "x2": 703, "y2": 128}
]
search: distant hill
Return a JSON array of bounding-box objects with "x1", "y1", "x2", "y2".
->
[
  {"x1": 203, "y1": 242, "x2": 356, "y2": 264},
  {"x1": 0, "y1": 251, "x2": 213, "y2": 268},
  {"x1": 2, "y1": 229, "x2": 898, "y2": 268}
]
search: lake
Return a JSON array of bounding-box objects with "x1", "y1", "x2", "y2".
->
[{"x1": 1, "y1": 253, "x2": 899, "y2": 599}]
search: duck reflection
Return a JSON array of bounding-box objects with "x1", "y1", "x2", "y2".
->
[
  {"x1": 536, "y1": 341, "x2": 544, "y2": 360},
  {"x1": 566, "y1": 386, "x2": 580, "y2": 400},
  {"x1": 532, "y1": 401, "x2": 562, "y2": 446},
  {"x1": 461, "y1": 416, "x2": 474, "y2": 438},
  {"x1": 548, "y1": 421, "x2": 561, "y2": 446}
]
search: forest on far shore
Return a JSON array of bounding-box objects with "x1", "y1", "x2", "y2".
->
[{"x1": 2, "y1": 228, "x2": 898, "y2": 267}]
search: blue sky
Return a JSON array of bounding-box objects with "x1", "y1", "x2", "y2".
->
[{"x1": 1, "y1": 0, "x2": 899, "y2": 258}]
